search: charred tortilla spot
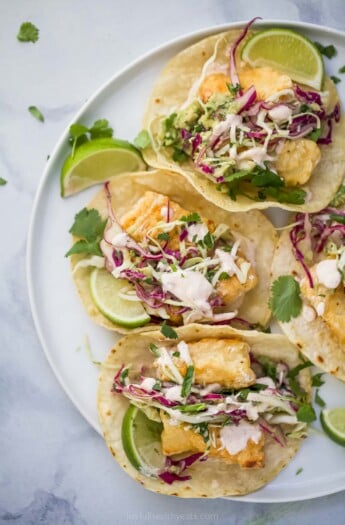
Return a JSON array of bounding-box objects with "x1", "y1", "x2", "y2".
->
[
  {"x1": 155, "y1": 98, "x2": 161, "y2": 103},
  {"x1": 317, "y1": 355, "x2": 324, "y2": 363},
  {"x1": 297, "y1": 343, "x2": 302, "y2": 349}
]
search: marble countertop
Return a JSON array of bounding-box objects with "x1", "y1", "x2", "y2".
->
[{"x1": 1, "y1": 1, "x2": 345, "y2": 523}]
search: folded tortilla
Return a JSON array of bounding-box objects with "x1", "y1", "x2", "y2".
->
[
  {"x1": 98, "y1": 324, "x2": 311, "y2": 497},
  {"x1": 142, "y1": 28, "x2": 345, "y2": 212},
  {"x1": 70, "y1": 169, "x2": 277, "y2": 333},
  {"x1": 271, "y1": 221, "x2": 345, "y2": 382}
]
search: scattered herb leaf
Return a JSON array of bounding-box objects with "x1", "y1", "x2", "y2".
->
[
  {"x1": 331, "y1": 75, "x2": 341, "y2": 84},
  {"x1": 339, "y1": 65, "x2": 345, "y2": 74},
  {"x1": 314, "y1": 42, "x2": 337, "y2": 59},
  {"x1": 149, "y1": 343, "x2": 160, "y2": 357},
  {"x1": 17, "y1": 22, "x2": 39, "y2": 43},
  {"x1": 330, "y1": 185, "x2": 345, "y2": 207},
  {"x1": 157, "y1": 232, "x2": 170, "y2": 241},
  {"x1": 296, "y1": 467, "x2": 303, "y2": 476},
  {"x1": 311, "y1": 373, "x2": 325, "y2": 387},
  {"x1": 0, "y1": 178, "x2": 7, "y2": 186},
  {"x1": 287, "y1": 360, "x2": 313, "y2": 379},
  {"x1": 180, "y1": 212, "x2": 201, "y2": 223},
  {"x1": 65, "y1": 208, "x2": 107, "y2": 257},
  {"x1": 28, "y1": 106, "x2": 44, "y2": 122}
]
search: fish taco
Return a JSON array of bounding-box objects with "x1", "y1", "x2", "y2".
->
[
  {"x1": 97, "y1": 325, "x2": 312, "y2": 497},
  {"x1": 67, "y1": 169, "x2": 277, "y2": 333},
  {"x1": 271, "y1": 184, "x2": 345, "y2": 381},
  {"x1": 141, "y1": 21, "x2": 345, "y2": 212}
]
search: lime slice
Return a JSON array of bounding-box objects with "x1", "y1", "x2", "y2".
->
[
  {"x1": 122, "y1": 404, "x2": 164, "y2": 473},
  {"x1": 241, "y1": 28, "x2": 324, "y2": 90},
  {"x1": 61, "y1": 137, "x2": 146, "y2": 197},
  {"x1": 90, "y1": 267, "x2": 151, "y2": 328},
  {"x1": 320, "y1": 408, "x2": 345, "y2": 447}
]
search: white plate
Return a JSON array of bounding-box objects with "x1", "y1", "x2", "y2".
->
[{"x1": 27, "y1": 20, "x2": 345, "y2": 502}]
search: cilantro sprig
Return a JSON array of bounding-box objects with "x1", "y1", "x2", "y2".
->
[
  {"x1": 65, "y1": 208, "x2": 107, "y2": 257},
  {"x1": 160, "y1": 321, "x2": 178, "y2": 339},
  {"x1": 69, "y1": 119, "x2": 114, "y2": 157},
  {"x1": 314, "y1": 42, "x2": 337, "y2": 59},
  {"x1": 269, "y1": 276, "x2": 302, "y2": 322},
  {"x1": 17, "y1": 22, "x2": 39, "y2": 43}
]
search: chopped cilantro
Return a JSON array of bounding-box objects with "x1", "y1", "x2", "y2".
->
[
  {"x1": 193, "y1": 422, "x2": 210, "y2": 444},
  {"x1": 119, "y1": 367, "x2": 129, "y2": 385},
  {"x1": 331, "y1": 76, "x2": 341, "y2": 84},
  {"x1": 265, "y1": 186, "x2": 307, "y2": 205},
  {"x1": 160, "y1": 321, "x2": 178, "y2": 339},
  {"x1": 287, "y1": 360, "x2": 313, "y2": 379},
  {"x1": 65, "y1": 208, "x2": 107, "y2": 257},
  {"x1": 314, "y1": 42, "x2": 337, "y2": 59},
  {"x1": 296, "y1": 404, "x2": 317, "y2": 423},
  {"x1": 157, "y1": 232, "x2": 170, "y2": 241},
  {"x1": 296, "y1": 467, "x2": 303, "y2": 475},
  {"x1": 152, "y1": 380, "x2": 162, "y2": 391},
  {"x1": 300, "y1": 104, "x2": 311, "y2": 113},
  {"x1": 315, "y1": 389, "x2": 326, "y2": 408},
  {"x1": 172, "y1": 351, "x2": 180, "y2": 358},
  {"x1": 219, "y1": 272, "x2": 229, "y2": 281},
  {"x1": 17, "y1": 22, "x2": 39, "y2": 43},
  {"x1": 330, "y1": 214, "x2": 345, "y2": 224},
  {"x1": 227, "y1": 83, "x2": 241, "y2": 96},
  {"x1": 0, "y1": 178, "x2": 7, "y2": 186},
  {"x1": 269, "y1": 276, "x2": 302, "y2": 322},
  {"x1": 180, "y1": 212, "x2": 201, "y2": 223},
  {"x1": 203, "y1": 231, "x2": 214, "y2": 249},
  {"x1": 134, "y1": 130, "x2": 151, "y2": 149},
  {"x1": 28, "y1": 106, "x2": 44, "y2": 122},
  {"x1": 251, "y1": 164, "x2": 284, "y2": 188},
  {"x1": 311, "y1": 373, "x2": 325, "y2": 387},
  {"x1": 257, "y1": 356, "x2": 277, "y2": 381},
  {"x1": 181, "y1": 365, "x2": 194, "y2": 398},
  {"x1": 339, "y1": 65, "x2": 345, "y2": 74}
]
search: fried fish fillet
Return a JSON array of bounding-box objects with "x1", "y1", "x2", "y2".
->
[
  {"x1": 160, "y1": 412, "x2": 265, "y2": 468},
  {"x1": 155, "y1": 338, "x2": 256, "y2": 388}
]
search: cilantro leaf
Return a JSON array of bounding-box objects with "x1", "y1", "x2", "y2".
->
[
  {"x1": 65, "y1": 239, "x2": 103, "y2": 257},
  {"x1": 331, "y1": 76, "x2": 341, "y2": 84},
  {"x1": 66, "y1": 208, "x2": 106, "y2": 258},
  {"x1": 160, "y1": 321, "x2": 178, "y2": 339},
  {"x1": 203, "y1": 231, "x2": 214, "y2": 249},
  {"x1": 315, "y1": 389, "x2": 326, "y2": 408},
  {"x1": 311, "y1": 373, "x2": 325, "y2": 387},
  {"x1": 227, "y1": 83, "x2": 241, "y2": 96},
  {"x1": 257, "y1": 356, "x2": 277, "y2": 381},
  {"x1": 219, "y1": 272, "x2": 229, "y2": 281},
  {"x1": 296, "y1": 468, "x2": 303, "y2": 475},
  {"x1": 149, "y1": 343, "x2": 160, "y2": 357},
  {"x1": 297, "y1": 404, "x2": 316, "y2": 423},
  {"x1": 89, "y1": 119, "x2": 113, "y2": 139},
  {"x1": 314, "y1": 42, "x2": 337, "y2": 59},
  {"x1": 69, "y1": 208, "x2": 107, "y2": 243},
  {"x1": 251, "y1": 165, "x2": 284, "y2": 188},
  {"x1": 308, "y1": 128, "x2": 322, "y2": 142},
  {"x1": 339, "y1": 65, "x2": 345, "y2": 74},
  {"x1": 134, "y1": 130, "x2": 151, "y2": 149},
  {"x1": 330, "y1": 185, "x2": 345, "y2": 207},
  {"x1": 265, "y1": 187, "x2": 307, "y2": 205},
  {"x1": 181, "y1": 366, "x2": 194, "y2": 398},
  {"x1": 172, "y1": 351, "x2": 180, "y2": 358},
  {"x1": 17, "y1": 22, "x2": 39, "y2": 43},
  {"x1": 269, "y1": 276, "x2": 302, "y2": 322},
  {"x1": 180, "y1": 212, "x2": 201, "y2": 223},
  {"x1": 193, "y1": 422, "x2": 210, "y2": 444},
  {"x1": 28, "y1": 106, "x2": 44, "y2": 122},
  {"x1": 223, "y1": 169, "x2": 250, "y2": 183},
  {"x1": 0, "y1": 178, "x2": 7, "y2": 186}
]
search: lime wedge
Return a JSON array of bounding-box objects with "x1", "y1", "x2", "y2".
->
[
  {"x1": 320, "y1": 408, "x2": 345, "y2": 447},
  {"x1": 89, "y1": 268, "x2": 150, "y2": 328},
  {"x1": 61, "y1": 137, "x2": 146, "y2": 197},
  {"x1": 241, "y1": 28, "x2": 324, "y2": 90},
  {"x1": 122, "y1": 404, "x2": 164, "y2": 473}
]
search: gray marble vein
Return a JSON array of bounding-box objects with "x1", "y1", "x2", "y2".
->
[{"x1": 1, "y1": 1, "x2": 345, "y2": 524}]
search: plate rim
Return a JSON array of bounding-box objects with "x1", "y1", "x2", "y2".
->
[{"x1": 26, "y1": 19, "x2": 345, "y2": 503}]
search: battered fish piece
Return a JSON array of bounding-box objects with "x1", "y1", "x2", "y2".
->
[
  {"x1": 238, "y1": 67, "x2": 293, "y2": 100},
  {"x1": 155, "y1": 338, "x2": 256, "y2": 388},
  {"x1": 301, "y1": 271, "x2": 345, "y2": 345},
  {"x1": 160, "y1": 413, "x2": 265, "y2": 468},
  {"x1": 119, "y1": 191, "x2": 257, "y2": 309},
  {"x1": 275, "y1": 139, "x2": 321, "y2": 186}
]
